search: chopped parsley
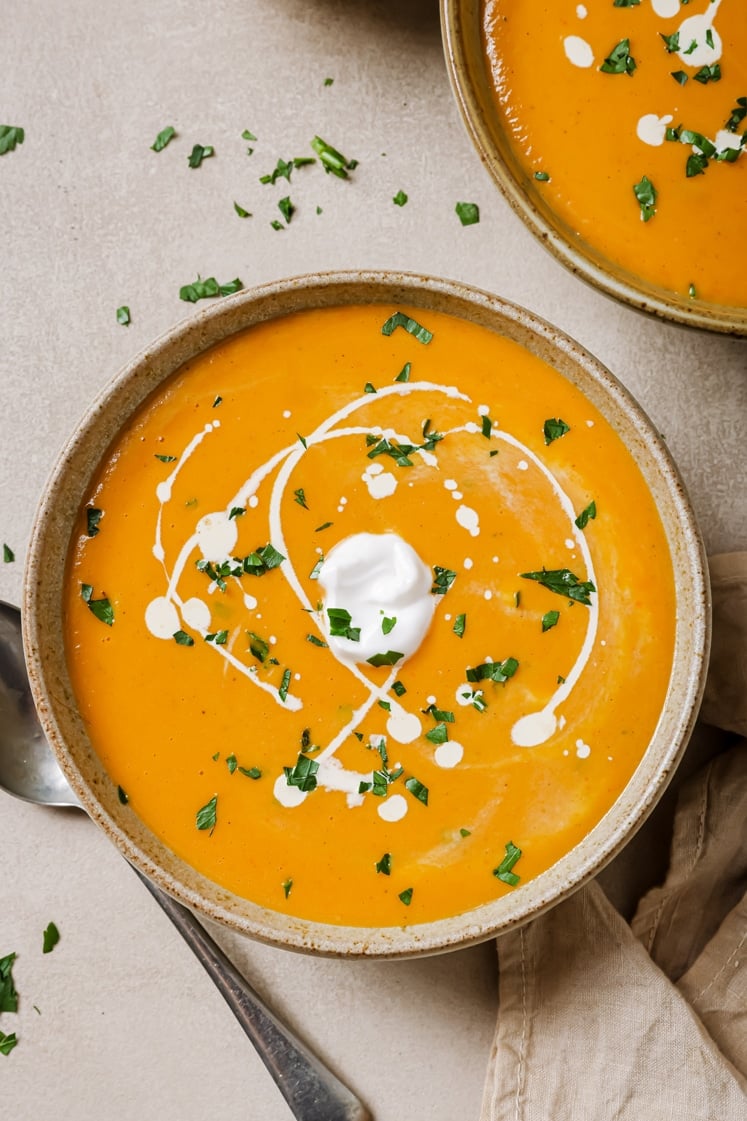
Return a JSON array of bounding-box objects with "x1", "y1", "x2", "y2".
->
[
  {"x1": 2, "y1": 544, "x2": 14, "y2": 563},
  {"x1": 381, "y1": 616, "x2": 396, "y2": 635},
  {"x1": 238, "y1": 766, "x2": 262, "y2": 779},
  {"x1": 395, "y1": 362, "x2": 411, "y2": 383},
  {"x1": 425, "y1": 722, "x2": 449, "y2": 745},
  {"x1": 392, "y1": 680, "x2": 407, "y2": 697},
  {"x1": 459, "y1": 828, "x2": 472, "y2": 838},
  {"x1": 521, "y1": 567, "x2": 596, "y2": 606},
  {"x1": 306, "y1": 633, "x2": 327, "y2": 647},
  {"x1": 431, "y1": 566, "x2": 457, "y2": 595},
  {"x1": 481, "y1": 414, "x2": 493, "y2": 439},
  {"x1": 393, "y1": 190, "x2": 408, "y2": 206},
  {"x1": 375, "y1": 853, "x2": 392, "y2": 875},
  {"x1": 229, "y1": 506, "x2": 246, "y2": 519},
  {"x1": 284, "y1": 753, "x2": 319, "y2": 792},
  {"x1": 233, "y1": 201, "x2": 252, "y2": 218},
  {"x1": 188, "y1": 143, "x2": 214, "y2": 168},
  {"x1": 310, "y1": 135, "x2": 357, "y2": 178},
  {"x1": 493, "y1": 841, "x2": 522, "y2": 886},
  {"x1": 282, "y1": 878, "x2": 293, "y2": 899},
  {"x1": 247, "y1": 631, "x2": 270, "y2": 662},
  {"x1": 542, "y1": 610, "x2": 560, "y2": 632},
  {"x1": 309, "y1": 556, "x2": 324, "y2": 580},
  {"x1": 366, "y1": 650, "x2": 404, "y2": 667},
  {"x1": 240, "y1": 543, "x2": 286, "y2": 575},
  {"x1": 179, "y1": 277, "x2": 244, "y2": 302},
  {"x1": 364, "y1": 382, "x2": 377, "y2": 394},
  {"x1": 117, "y1": 785, "x2": 129, "y2": 804},
  {"x1": 154, "y1": 453, "x2": 177, "y2": 462},
  {"x1": 0, "y1": 1030, "x2": 18, "y2": 1055},
  {"x1": 599, "y1": 39, "x2": 636, "y2": 76},
  {"x1": 671, "y1": 70, "x2": 688, "y2": 86},
  {"x1": 116, "y1": 305, "x2": 131, "y2": 326},
  {"x1": 80, "y1": 584, "x2": 114, "y2": 626},
  {"x1": 455, "y1": 201, "x2": 480, "y2": 226},
  {"x1": 404, "y1": 777, "x2": 429, "y2": 805},
  {"x1": 226, "y1": 754, "x2": 238, "y2": 774},
  {"x1": 86, "y1": 508, "x2": 103, "y2": 537},
  {"x1": 151, "y1": 125, "x2": 175, "y2": 151},
  {"x1": 453, "y1": 613, "x2": 466, "y2": 638},
  {"x1": 0, "y1": 953, "x2": 19, "y2": 1013},
  {"x1": 543, "y1": 417, "x2": 570, "y2": 444},
  {"x1": 42, "y1": 922, "x2": 60, "y2": 954},
  {"x1": 327, "y1": 607, "x2": 361, "y2": 642},
  {"x1": 534, "y1": 170, "x2": 550, "y2": 182},
  {"x1": 293, "y1": 488, "x2": 308, "y2": 509},
  {"x1": 693, "y1": 63, "x2": 720, "y2": 84},
  {"x1": 380, "y1": 311, "x2": 433, "y2": 345},
  {"x1": 278, "y1": 195, "x2": 294, "y2": 224},
  {"x1": 278, "y1": 668, "x2": 291, "y2": 703},
  {"x1": 259, "y1": 156, "x2": 315, "y2": 185},
  {"x1": 196, "y1": 794, "x2": 218, "y2": 832},
  {"x1": 633, "y1": 175, "x2": 657, "y2": 222},
  {"x1": 659, "y1": 31, "x2": 680, "y2": 53},
  {"x1": 398, "y1": 887, "x2": 413, "y2": 906},
  {"x1": 0, "y1": 126, "x2": 24, "y2": 155},
  {"x1": 725, "y1": 97, "x2": 747, "y2": 133},
  {"x1": 575, "y1": 500, "x2": 597, "y2": 529},
  {"x1": 466, "y1": 657, "x2": 519, "y2": 684},
  {"x1": 173, "y1": 630, "x2": 194, "y2": 646}
]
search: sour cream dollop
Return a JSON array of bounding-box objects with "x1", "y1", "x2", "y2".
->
[{"x1": 318, "y1": 532, "x2": 435, "y2": 667}]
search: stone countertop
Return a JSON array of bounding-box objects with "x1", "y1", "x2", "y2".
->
[{"x1": 1, "y1": 2, "x2": 745, "y2": 1119}]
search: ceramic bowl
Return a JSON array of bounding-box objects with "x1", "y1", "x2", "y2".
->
[
  {"x1": 23, "y1": 272, "x2": 709, "y2": 956},
  {"x1": 441, "y1": 0, "x2": 747, "y2": 337}
]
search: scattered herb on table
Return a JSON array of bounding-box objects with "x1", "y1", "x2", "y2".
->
[
  {"x1": 188, "y1": 143, "x2": 214, "y2": 168},
  {"x1": 42, "y1": 923, "x2": 60, "y2": 954},
  {"x1": 179, "y1": 277, "x2": 244, "y2": 302},
  {"x1": 0, "y1": 953, "x2": 19, "y2": 1013},
  {"x1": 0, "y1": 126, "x2": 24, "y2": 155},
  {"x1": 233, "y1": 201, "x2": 252, "y2": 218},
  {"x1": 277, "y1": 195, "x2": 294, "y2": 224},
  {"x1": 393, "y1": 190, "x2": 408, "y2": 206},
  {"x1": 151, "y1": 126, "x2": 175, "y2": 152},
  {"x1": 116, "y1": 305, "x2": 130, "y2": 326},
  {"x1": 310, "y1": 135, "x2": 357, "y2": 178},
  {"x1": 3, "y1": 544, "x2": 15, "y2": 563},
  {"x1": 455, "y1": 201, "x2": 480, "y2": 226}
]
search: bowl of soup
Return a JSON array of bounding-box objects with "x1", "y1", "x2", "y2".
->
[
  {"x1": 442, "y1": 0, "x2": 747, "y2": 334},
  {"x1": 23, "y1": 271, "x2": 708, "y2": 955}
]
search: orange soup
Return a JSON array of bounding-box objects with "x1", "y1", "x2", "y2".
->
[
  {"x1": 483, "y1": 0, "x2": 747, "y2": 309},
  {"x1": 64, "y1": 304, "x2": 675, "y2": 927}
]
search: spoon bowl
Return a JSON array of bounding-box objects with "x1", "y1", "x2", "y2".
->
[{"x1": 0, "y1": 599, "x2": 370, "y2": 1121}]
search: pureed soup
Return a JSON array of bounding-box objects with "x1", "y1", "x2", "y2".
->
[
  {"x1": 65, "y1": 304, "x2": 675, "y2": 928},
  {"x1": 482, "y1": 0, "x2": 747, "y2": 310}
]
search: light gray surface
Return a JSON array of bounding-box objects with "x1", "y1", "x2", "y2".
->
[{"x1": 0, "y1": 1, "x2": 745, "y2": 1119}]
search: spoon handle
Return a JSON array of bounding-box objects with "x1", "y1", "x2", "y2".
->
[{"x1": 132, "y1": 866, "x2": 371, "y2": 1121}]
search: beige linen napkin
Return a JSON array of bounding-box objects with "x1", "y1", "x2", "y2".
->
[{"x1": 482, "y1": 553, "x2": 747, "y2": 1121}]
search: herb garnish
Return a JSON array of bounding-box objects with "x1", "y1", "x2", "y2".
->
[
  {"x1": 310, "y1": 135, "x2": 357, "y2": 178},
  {"x1": 188, "y1": 143, "x2": 214, "y2": 168},
  {"x1": 633, "y1": 175, "x2": 657, "y2": 222},
  {"x1": 278, "y1": 195, "x2": 294, "y2": 224},
  {"x1": 229, "y1": 506, "x2": 245, "y2": 519},
  {"x1": 425, "y1": 723, "x2": 449, "y2": 745},
  {"x1": 693, "y1": 64, "x2": 720, "y2": 84},
  {"x1": 293, "y1": 488, "x2": 308, "y2": 509},
  {"x1": 466, "y1": 657, "x2": 519, "y2": 684},
  {"x1": 86, "y1": 508, "x2": 103, "y2": 537},
  {"x1": 543, "y1": 417, "x2": 570, "y2": 444},
  {"x1": 431, "y1": 566, "x2": 456, "y2": 595},
  {"x1": 151, "y1": 126, "x2": 175, "y2": 152},
  {"x1": 327, "y1": 607, "x2": 361, "y2": 641},
  {"x1": 542, "y1": 610, "x2": 560, "y2": 632},
  {"x1": 247, "y1": 631, "x2": 270, "y2": 662},
  {"x1": 2, "y1": 544, "x2": 14, "y2": 563},
  {"x1": 521, "y1": 568, "x2": 596, "y2": 605},
  {"x1": 381, "y1": 616, "x2": 397, "y2": 635},
  {"x1": 380, "y1": 311, "x2": 433, "y2": 345},
  {"x1": 0, "y1": 1031, "x2": 18, "y2": 1056},
  {"x1": 238, "y1": 766, "x2": 262, "y2": 780},
  {"x1": 398, "y1": 887, "x2": 413, "y2": 905},
  {"x1": 455, "y1": 201, "x2": 480, "y2": 226},
  {"x1": 393, "y1": 190, "x2": 408, "y2": 206},
  {"x1": 284, "y1": 753, "x2": 319, "y2": 792},
  {"x1": 493, "y1": 841, "x2": 522, "y2": 886},
  {"x1": 233, "y1": 201, "x2": 252, "y2": 218},
  {"x1": 42, "y1": 922, "x2": 60, "y2": 954},
  {"x1": 599, "y1": 39, "x2": 636, "y2": 76},
  {"x1": 117, "y1": 785, "x2": 129, "y2": 804},
  {"x1": 173, "y1": 630, "x2": 194, "y2": 646},
  {"x1": 282, "y1": 879, "x2": 293, "y2": 899},
  {"x1": 0, "y1": 953, "x2": 19, "y2": 1013},
  {"x1": 196, "y1": 794, "x2": 218, "y2": 832},
  {"x1": 376, "y1": 853, "x2": 392, "y2": 875},
  {"x1": 279, "y1": 668, "x2": 292, "y2": 703},
  {"x1": 179, "y1": 277, "x2": 244, "y2": 302},
  {"x1": 395, "y1": 362, "x2": 411, "y2": 383},
  {"x1": 154, "y1": 454, "x2": 177, "y2": 463},
  {"x1": 660, "y1": 31, "x2": 680, "y2": 53},
  {"x1": 459, "y1": 828, "x2": 472, "y2": 838},
  {"x1": 575, "y1": 500, "x2": 597, "y2": 529},
  {"x1": 671, "y1": 70, "x2": 688, "y2": 86},
  {"x1": 534, "y1": 170, "x2": 550, "y2": 182},
  {"x1": 366, "y1": 650, "x2": 404, "y2": 667},
  {"x1": 453, "y1": 613, "x2": 466, "y2": 638},
  {"x1": 80, "y1": 584, "x2": 114, "y2": 626},
  {"x1": 116, "y1": 305, "x2": 131, "y2": 326},
  {"x1": 725, "y1": 97, "x2": 747, "y2": 133},
  {"x1": 0, "y1": 126, "x2": 24, "y2": 155},
  {"x1": 392, "y1": 680, "x2": 407, "y2": 696},
  {"x1": 306, "y1": 633, "x2": 327, "y2": 647}
]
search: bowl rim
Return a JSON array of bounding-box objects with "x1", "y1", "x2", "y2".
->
[
  {"x1": 439, "y1": 0, "x2": 747, "y2": 338},
  {"x1": 23, "y1": 269, "x2": 710, "y2": 957}
]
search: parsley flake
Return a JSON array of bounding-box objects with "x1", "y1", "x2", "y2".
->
[
  {"x1": 179, "y1": 277, "x2": 244, "y2": 302},
  {"x1": 466, "y1": 657, "x2": 519, "y2": 684},
  {"x1": 0, "y1": 1031, "x2": 18, "y2": 1056},
  {"x1": 543, "y1": 417, "x2": 570, "y2": 444},
  {"x1": 521, "y1": 567, "x2": 596, "y2": 606},
  {"x1": 398, "y1": 887, "x2": 414, "y2": 906},
  {"x1": 293, "y1": 487, "x2": 308, "y2": 509},
  {"x1": 80, "y1": 584, "x2": 114, "y2": 626},
  {"x1": 376, "y1": 853, "x2": 392, "y2": 875},
  {"x1": 0, "y1": 953, "x2": 19, "y2": 1013},
  {"x1": 151, "y1": 126, "x2": 175, "y2": 152},
  {"x1": 327, "y1": 607, "x2": 361, "y2": 642},
  {"x1": 455, "y1": 201, "x2": 480, "y2": 226},
  {"x1": 534, "y1": 170, "x2": 551, "y2": 182},
  {"x1": 196, "y1": 794, "x2": 218, "y2": 832},
  {"x1": 382, "y1": 616, "x2": 397, "y2": 635},
  {"x1": 188, "y1": 143, "x2": 214, "y2": 168},
  {"x1": 366, "y1": 650, "x2": 404, "y2": 667},
  {"x1": 381, "y1": 311, "x2": 433, "y2": 345},
  {"x1": 116, "y1": 305, "x2": 131, "y2": 326},
  {"x1": 392, "y1": 680, "x2": 407, "y2": 697},
  {"x1": 404, "y1": 776, "x2": 429, "y2": 805},
  {"x1": 393, "y1": 190, "x2": 408, "y2": 206},
  {"x1": 600, "y1": 39, "x2": 636, "y2": 76},
  {"x1": 233, "y1": 201, "x2": 252, "y2": 218},
  {"x1": 310, "y1": 135, "x2": 357, "y2": 178},
  {"x1": 395, "y1": 362, "x2": 411, "y2": 383},
  {"x1": 42, "y1": 922, "x2": 60, "y2": 954},
  {"x1": 2, "y1": 544, "x2": 14, "y2": 563},
  {"x1": 278, "y1": 668, "x2": 292, "y2": 703},
  {"x1": 0, "y1": 126, "x2": 24, "y2": 155},
  {"x1": 173, "y1": 630, "x2": 194, "y2": 646},
  {"x1": 575, "y1": 500, "x2": 597, "y2": 529},
  {"x1": 86, "y1": 508, "x2": 103, "y2": 537},
  {"x1": 542, "y1": 610, "x2": 560, "y2": 632},
  {"x1": 493, "y1": 841, "x2": 522, "y2": 886},
  {"x1": 117, "y1": 785, "x2": 129, "y2": 804},
  {"x1": 633, "y1": 175, "x2": 657, "y2": 222},
  {"x1": 284, "y1": 753, "x2": 319, "y2": 792},
  {"x1": 453, "y1": 613, "x2": 466, "y2": 638},
  {"x1": 431, "y1": 566, "x2": 456, "y2": 595},
  {"x1": 282, "y1": 878, "x2": 293, "y2": 899}
]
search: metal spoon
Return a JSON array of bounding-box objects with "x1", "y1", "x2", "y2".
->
[{"x1": 0, "y1": 599, "x2": 370, "y2": 1121}]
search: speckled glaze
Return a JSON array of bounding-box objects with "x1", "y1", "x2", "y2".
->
[
  {"x1": 23, "y1": 272, "x2": 710, "y2": 957},
  {"x1": 440, "y1": 0, "x2": 747, "y2": 337}
]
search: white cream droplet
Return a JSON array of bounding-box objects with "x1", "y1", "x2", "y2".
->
[
  {"x1": 273, "y1": 774, "x2": 308, "y2": 807},
  {"x1": 182, "y1": 597, "x2": 211, "y2": 630},
  {"x1": 512, "y1": 710, "x2": 558, "y2": 747},
  {"x1": 377, "y1": 794, "x2": 408, "y2": 822},
  {"x1": 145, "y1": 596, "x2": 181, "y2": 639},
  {"x1": 576, "y1": 739, "x2": 591, "y2": 759},
  {"x1": 386, "y1": 709, "x2": 422, "y2": 744},
  {"x1": 456, "y1": 504, "x2": 480, "y2": 537},
  {"x1": 435, "y1": 741, "x2": 464, "y2": 769},
  {"x1": 636, "y1": 113, "x2": 673, "y2": 148},
  {"x1": 196, "y1": 511, "x2": 238, "y2": 560},
  {"x1": 563, "y1": 35, "x2": 594, "y2": 68}
]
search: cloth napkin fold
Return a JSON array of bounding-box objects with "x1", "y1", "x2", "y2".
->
[{"x1": 482, "y1": 553, "x2": 747, "y2": 1121}]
